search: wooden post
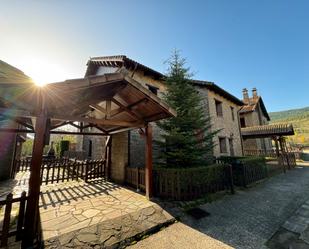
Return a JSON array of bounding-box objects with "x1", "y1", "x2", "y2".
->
[
  {"x1": 107, "y1": 136, "x2": 112, "y2": 180},
  {"x1": 274, "y1": 136, "x2": 280, "y2": 158},
  {"x1": 145, "y1": 124, "x2": 153, "y2": 199},
  {"x1": 279, "y1": 136, "x2": 287, "y2": 173},
  {"x1": 22, "y1": 112, "x2": 47, "y2": 248}
]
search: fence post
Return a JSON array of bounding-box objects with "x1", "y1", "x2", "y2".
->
[
  {"x1": 227, "y1": 164, "x2": 235, "y2": 194},
  {"x1": 1, "y1": 193, "x2": 13, "y2": 247},
  {"x1": 16, "y1": 191, "x2": 27, "y2": 241},
  {"x1": 241, "y1": 162, "x2": 247, "y2": 188},
  {"x1": 85, "y1": 160, "x2": 89, "y2": 183}
]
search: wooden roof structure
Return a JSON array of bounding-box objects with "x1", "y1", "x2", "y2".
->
[
  {"x1": 0, "y1": 66, "x2": 176, "y2": 247},
  {"x1": 0, "y1": 72, "x2": 175, "y2": 135},
  {"x1": 241, "y1": 123, "x2": 294, "y2": 139},
  {"x1": 85, "y1": 55, "x2": 164, "y2": 79},
  {"x1": 192, "y1": 80, "x2": 244, "y2": 106},
  {"x1": 239, "y1": 96, "x2": 270, "y2": 121}
]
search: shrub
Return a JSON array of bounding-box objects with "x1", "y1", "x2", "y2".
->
[{"x1": 153, "y1": 164, "x2": 231, "y2": 200}]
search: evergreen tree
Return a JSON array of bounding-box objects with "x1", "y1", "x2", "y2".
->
[{"x1": 156, "y1": 51, "x2": 218, "y2": 168}]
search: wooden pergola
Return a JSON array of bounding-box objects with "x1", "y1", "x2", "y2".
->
[
  {"x1": 241, "y1": 123, "x2": 295, "y2": 168},
  {"x1": 0, "y1": 72, "x2": 175, "y2": 248}
]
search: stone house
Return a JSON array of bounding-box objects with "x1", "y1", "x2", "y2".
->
[
  {"x1": 78, "y1": 55, "x2": 244, "y2": 180},
  {"x1": 0, "y1": 60, "x2": 30, "y2": 180},
  {"x1": 239, "y1": 88, "x2": 272, "y2": 153},
  {"x1": 193, "y1": 80, "x2": 244, "y2": 157}
]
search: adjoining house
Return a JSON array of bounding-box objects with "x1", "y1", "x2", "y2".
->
[
  {"x1": 80, "y1": 55, "x2": 244, "y2": 171},
  {"x1": 192, "y1": 80, "x2": 244, "y2": 157},
  {"x1": 239, "y1": 88, "x2": 273, "y2": 154},
  {"x1": 0, "y1": 60, "x2": 31, "y2": 180}
]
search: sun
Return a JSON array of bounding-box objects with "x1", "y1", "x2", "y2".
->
[
  {"x1": 21, "y1": 58, "x2": 68, "y2": 87},
  {"x1": 34, "y1": 79, "x2": 48, "y2": 87}
]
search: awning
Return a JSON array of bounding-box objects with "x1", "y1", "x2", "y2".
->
[{"x1": 241, "y1": 123, "x2": 294, "y2": 139}]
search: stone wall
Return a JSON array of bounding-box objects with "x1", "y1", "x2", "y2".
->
[
  {"x1": 111, "y1": 132, "x2": 128, "y2": 184},
  {"x1": 240, "y1": 103, "x2": 272, "y2": 151},
  {"x1": 0, "y1": 121, "x2": 17, "y2": 180},
  {"x1": 129, "y1": 123, "x2": 162, "y2": 168},
  {"x1": 206, "y1": 90, "x2": 243, "y2": 157}
]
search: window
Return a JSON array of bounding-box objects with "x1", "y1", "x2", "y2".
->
[
  {"x1": 146, "y1": 84, "x2": 159, "y2": 95},
  {"x1": 240, "y1": 117, "x2": 246, "y2": 128},
  {"x1": 215, "y1": 99, "x2": 223, "y2": 117},
  {"x1": 230, "y1": 106, "x2": 235, "y2": 121},
  {"x1": 219, "y1": 137, "x2": 227, "y2": 153}
]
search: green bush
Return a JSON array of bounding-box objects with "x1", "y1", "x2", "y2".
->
[{"x1": 153, "y1": 164, "x2": 231, "y2": 200}]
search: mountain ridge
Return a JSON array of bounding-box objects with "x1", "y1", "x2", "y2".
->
[{"x1": 269, "y1": 106, "x2": 309, "y2": 145}]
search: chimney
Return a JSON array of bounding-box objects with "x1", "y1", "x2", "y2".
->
[
  {"x1": 252, "y1": 87, "x2": 258, "y2": 99},
  {"x1": 242, "y1": 88, "x2": 249, "y2": 101}
]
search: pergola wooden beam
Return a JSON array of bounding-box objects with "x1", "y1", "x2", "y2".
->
[
  {"x1": 89, "y1": 104, "x2": 107, "y2": 115},
  {"x1": 111, "y1": 97, "x2": 142, "y2": 120},
  {"x1": 145, "y1": 124, "x2": 153, "y2": 199},
  {"x1": 52, "y1": 114, "x2": 145, "y2": 127},
  {"x1": 22, "y1": 112, "x2": 47, "y2": 248}
]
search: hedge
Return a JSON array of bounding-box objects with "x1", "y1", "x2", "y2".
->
[
  {"x1": 153, "y1": 164, "x2": 233, "y2": 201},
  {"x1": 217, "y1": 156, "x2": 267, "y2": 186}
]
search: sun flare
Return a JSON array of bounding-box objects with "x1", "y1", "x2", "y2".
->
[{"x1": 21, "y1": 58, "x2": 68, "y2": 87}]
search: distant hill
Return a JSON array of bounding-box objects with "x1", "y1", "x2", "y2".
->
[{"x1": 269, "y1": 106, "x2": 309, "y2": 146}]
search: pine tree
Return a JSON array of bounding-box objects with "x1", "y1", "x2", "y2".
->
[{"x1": 156, "y1": 51, "x2": 218, "y2": 168}]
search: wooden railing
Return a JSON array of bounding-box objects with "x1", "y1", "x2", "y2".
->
[
  {"x1": 41, "y1": 159, "x2": 106, "y2": 184},
  {"x1": 243, "y1": 149, "x2": 277, "y2": 158},
  {"x1": 0, "y1": 191, "x2": 28, "y2": 247},
  {"x1": 216, "y1": 157, "x2": 268, "y2": 187},
  {"x1": 278, "y1": 153, "x2": 297, "y2": 168},
  {"x1": 125, "y1": 167, "x2": 145, "y2": 191},
  {"x1": 125, "y1": 165, "x2": 234, "y2": 201},
  {"x1": 242, "y1": 162, "x2": 268, "y2": 186},
  {"x1": 13, "y1": 158, "x2": 106, "y2": 184},
  {"x1": 153, "y1": 165, "x2": 233, "y2": 200}
]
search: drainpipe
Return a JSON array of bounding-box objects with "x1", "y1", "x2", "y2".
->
[{"x1": 237, "y1": 108, "x2": 244, "y2": 156}]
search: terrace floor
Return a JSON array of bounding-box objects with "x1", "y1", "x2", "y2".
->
[{"x1": 0, "y1": 172, "x2": 174, "y2": 248}]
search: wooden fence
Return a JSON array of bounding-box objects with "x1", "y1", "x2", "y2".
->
[
  {"x1": 278, "y1": 153, "x2": 297, "y2": 169},
  {"x1": 0, "y1": 191, "x2": 28, "y2": 247},
  {"x1": 243, "y1": 149, "x2": 277, "y2": 158},
  {"x1": 241, "y1": 162, "x2": 268, "y2": 186},
  {"x1": 13, "y1": 158, "x2": 106, "y2": 184},
  {"x1": 126, "y1": 165, "x2": 233, "y2": 201},
  {"x1": 216, "y1": 157, "x2": 268, "y2": 187},
  {"x1": 125, "y1": 167, "x2": 145, "y2": 191}
]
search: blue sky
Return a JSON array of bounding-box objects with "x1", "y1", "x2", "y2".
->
[{"x1": 0, "y1": 0, "x2": 308, "y2": 112}]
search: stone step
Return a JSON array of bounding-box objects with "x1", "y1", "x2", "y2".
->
[{"x1": 44, "y1": 204, "x2": 175, "y2": 249}]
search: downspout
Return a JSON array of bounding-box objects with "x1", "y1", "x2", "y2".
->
[{"x1": 237, "y1": 108, "x2": 244, "y2": 156}]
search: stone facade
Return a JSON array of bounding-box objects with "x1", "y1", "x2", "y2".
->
[
  {"x1": 80, "y1": 56, "x2": 244, "y2": 177},
  {"x1": 240, "y1": 88, "x2": 272, "y2": 152},
  {"x1": 0, "y1": 121, "x2": 18, "y2": 180},
  {"x1": 110, "y1": 132, "x2": 128, "y2": 183},
  {"x1": 203, "y1": 89, "x2": 243, "y2": 157}
]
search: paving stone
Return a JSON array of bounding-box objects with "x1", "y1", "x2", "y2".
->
[
  {"x1": 300, "y1": 227, "x2": 309, "y2": 244},
  {"x1": 82, "y1": 209, "x2": 100, "y2": 218},
  {"x1": 76, "y1": 233, "x2": 98, "y2": 243},
  {"x1": 283, "y1": 220, "x2": 308, "y2": 234}
]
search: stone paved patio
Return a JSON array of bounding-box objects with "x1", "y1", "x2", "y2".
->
[
  {"x1": 39, "y1": 179, "x2": 157, "y2": 240},
  {"x1": 0, "y1": 172, "x2": 175, "y2": 248}
]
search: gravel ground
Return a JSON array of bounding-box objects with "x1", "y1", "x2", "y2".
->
[{"x1": 127, "y1": 164, "x2": 309, "y2": 249}]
